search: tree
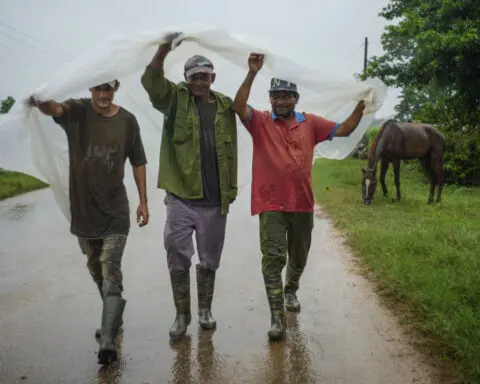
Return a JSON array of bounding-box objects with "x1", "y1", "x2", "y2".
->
[
  {"x1": 394, "y1": 85, "x2": 443, "y2": 121},
  {"x1": 362, "y1": 0, "x2": 480, "y2": 184},
  {"x1": 0, "y1": 96, "x2": 15, "y2": 113}
]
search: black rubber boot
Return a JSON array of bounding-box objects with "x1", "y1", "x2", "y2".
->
[
  {"x1": 94, "y1": 280, "x2": 103, "y2": 340},
  {"x1": 264, "y1": 274, "x2": 286, "y2": 341},
  {"x1": 97, "y1": 296, "x2": 126, "y2": 365},
  {"x1": 169, "y1": 271, "x2": 191, "y2": 340},
  {"x1": 94, "y1": 280, "x2": 123, "y2": 340},
  {"x1": 284, "y1": 292, "x2": 301, "y2": 313},
  {"x1": 196, "y1": 265, "x2": 217, "y2": 330},
  {"x1": 268, "y1": 314, "x2": 286, "y2": 341}
]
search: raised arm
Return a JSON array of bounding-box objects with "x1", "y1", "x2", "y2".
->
[
  {"x1": 29, "y1": 97, "x2": 87, "y2": 131},
  {"x1": 232, "y1": 53, "x2": 264, "y2": 123},
  {"x1": 140, "y1": 33, "x2": 182, "y2": 115},
  {"x1": 29, "y1": 97, "x2": 65, "y2": 117},
  {"x1": 335, "y1": 101, "x2": 366, "y2": 137}
]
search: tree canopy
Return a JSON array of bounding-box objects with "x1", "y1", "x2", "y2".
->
[{"x1": 363, "y1": 0, "x2": 480, "y2": 184}]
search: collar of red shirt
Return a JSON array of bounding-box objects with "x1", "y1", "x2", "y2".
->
[{"x1": 270, "y1": 111, "x2": 306, "y2": 123}]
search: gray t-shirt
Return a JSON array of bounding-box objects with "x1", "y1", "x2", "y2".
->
[
  {"x1": 53, "y1": 98, "x2": 147, "y2": 238},
  {"x1": 171, "y1": 97, "x2": 221, "y2": 206}
]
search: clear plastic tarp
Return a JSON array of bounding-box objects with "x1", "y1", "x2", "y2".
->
[{"x1": 0, "y1": 25, "x2": 387, "y2": 220}]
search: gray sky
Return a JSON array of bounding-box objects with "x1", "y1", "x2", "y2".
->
[{"x1": 0, "y1": 0, "x2": 399, "y2": 117}]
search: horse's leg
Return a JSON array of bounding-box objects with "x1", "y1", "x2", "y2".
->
[
  {"x1": 422, "y1": 151, "x2": 437, "y2": 204},
  {"x1": 427, "y1": 170, "x2": 436, "y2": 204},
  {"x1": 431, "y1": 151, "x2": 445, "y2": 203},
  {"x1": 392, "y1": 159, "x2": 401, "y2": 201},
  {"x1": 379, "y1": 157, "x2": 389, "y2": 197}
]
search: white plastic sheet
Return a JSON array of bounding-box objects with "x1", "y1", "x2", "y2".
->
[{"x1": 0, "y1": 25, "x2": 387, "y2": 221}]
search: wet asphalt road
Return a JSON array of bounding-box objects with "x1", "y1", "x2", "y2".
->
[{"x1": 0, "y1": 187, "x2": 435, "y2": 384}]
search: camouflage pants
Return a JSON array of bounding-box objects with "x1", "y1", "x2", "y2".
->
[
  {"x1": 77, "y1": 234, "x2": 127, "y2": 297},
  {"x1": 259, "y1": 211, "x2": 314, "y2": 315}
]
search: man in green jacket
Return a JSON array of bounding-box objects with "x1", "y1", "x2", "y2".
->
[{"x1": 141, "y1": 33, "x2": 238, "y2": 340}]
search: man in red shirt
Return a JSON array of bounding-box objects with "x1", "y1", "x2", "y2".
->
[{"x1": 233, "y1": 53, "x2": 366, "y2": 341}]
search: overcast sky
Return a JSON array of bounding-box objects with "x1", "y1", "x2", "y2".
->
[{"x1": 0, "y1": 0, "x2": 399, "y2": 117}]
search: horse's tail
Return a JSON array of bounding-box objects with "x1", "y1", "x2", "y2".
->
[{"x1": 367, "y1": 119, "x2": 393, "y2": 159}]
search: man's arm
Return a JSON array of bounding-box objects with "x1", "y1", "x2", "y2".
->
[
  {"x1": 232, "y1": 53, "x2": 264, "y2": 132},
  {"x1": 30, "y1": 97, "x2": 85, "y2": 129},
  {"x1": 133, "y1": 165, "x2": 147, "y2": 205},
  {"x1": 334, "y1": 101, "x2": 366, "y2": 137},
  {"x1": 232, "y1": 69, "x2": 257, "y2": 123},
  {"x1": 140, "y1": 38, "x2": 179, "y2": 115},
  {"x1": 33, "y1": 99, "x2": 63, "y2": 117},
  {"x1": 128, "y1": 116, "x2": 148, "y2": 205}
]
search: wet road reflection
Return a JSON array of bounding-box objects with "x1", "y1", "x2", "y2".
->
[{"x1": 0, "y1": 189, "x2": 434, "y2": 383}]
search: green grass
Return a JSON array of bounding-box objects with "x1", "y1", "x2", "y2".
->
[
  {"x1": 312, "y1": 158, "x2": 480, "y2": 383},
  {"x1": 0, "y1": 168, "x2": 48, "y2": 200},
  {"x1": 365, "y1": 124, "x2": 381, "y2": 146}
]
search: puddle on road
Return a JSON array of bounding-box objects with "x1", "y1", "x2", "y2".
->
[{"x1": 0, "y1": 202, "x2": 34, "y2": 221}]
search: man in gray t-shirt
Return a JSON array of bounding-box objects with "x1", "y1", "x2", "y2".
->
[{"x1": 30, "y1": 80, "x2": 149, "y2": 365}]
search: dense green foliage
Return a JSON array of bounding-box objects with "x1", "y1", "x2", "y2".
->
[
  {"x1": 362, "y1": 0, "x2": 480, "y2": 185},
  {"x1": 0, "y1": 96, "x2": 15, "y2": 113}
]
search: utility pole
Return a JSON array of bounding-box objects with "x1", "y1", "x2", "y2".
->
[{"x1": 363, "y1": 37, "x2": 369, "y2": 75}]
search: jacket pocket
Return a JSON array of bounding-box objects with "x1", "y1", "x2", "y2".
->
[
  {"x1": 172, "y1": 118, "x2": 193, "y2": 144},
  {"x1": 218, "y1": 135, "x2": 233, "y2": 159}
]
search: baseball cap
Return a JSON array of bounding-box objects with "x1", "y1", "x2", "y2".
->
[
  {"x1": 184, "y1": 55, "x2": 214, "y2": 78},
  {"x1": 269, "y1": 78, "x2": 298, "y2": 94},
  {"x1": 93, "y1": 80, "x2": 118, "y2": 91}
]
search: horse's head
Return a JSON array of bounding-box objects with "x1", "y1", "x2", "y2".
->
[{"x1": 361, "y1": 167, "x2": 377, "y2": 205}]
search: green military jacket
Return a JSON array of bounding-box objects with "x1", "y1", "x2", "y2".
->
[{"x1": 141, "y1": 66, "x2": 238, "y2": 215}]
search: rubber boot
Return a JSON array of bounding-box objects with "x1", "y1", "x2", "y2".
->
[
  {"x1": 169, "y1": 271, "x2": 191, "y2": 340},
  {"x1": 196, "y1": 265, "x2": 217, "y2": 330},
  {"x1": 268, "y1": 313, "x2": 286, "y2": 341},
  {"x1": 284, "y1": 293, "x2": 301, "y2": 313},
  {"x1": 95, "y1": 280, "x2": 103, "y2": 299},
  {"x1": 94, "y1": 280, "x2": 124, "y2": 340},
  {"x1": 285, "y1": 263, "x2": 303, "y2": 313},
  {"x1": 94, "y1": 280, "x2": 103, "y2": 340},
  {"x1": 264, "y1": 274, "x2": 286, "y2": 341},
  {"x1": 97, "y1": 296, "x2": 126, "y2": 365}
]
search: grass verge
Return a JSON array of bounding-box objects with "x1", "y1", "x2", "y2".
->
[
  {"x1": 312, "y1": 158, "x2": 480, "y2": 384},
  {"x1": 0, "y1": 168, "x2": 48, "y2": 200}
]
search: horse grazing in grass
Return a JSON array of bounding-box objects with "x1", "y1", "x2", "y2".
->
[{"x1": 361, "y1": 119, "x2": 445, "y2": 205}]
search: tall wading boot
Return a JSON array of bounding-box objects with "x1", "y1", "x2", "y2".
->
[
  {"x1": 169, "y1": 270, "x2": 191, "y2": 340},
  {"x1": 95, "y1": 280, "x2": 103, "y2": 340},
  {"x1": 264, "y1": 274, "x2": 286, "y2": 341},
  {"x1": 94, "y1": 280, "x2": 124, "y2": 340},
  {"x1": 284, "y1": 264, "x2": 302, "y2": 313},
  {"x1": 97, "y1": 296, "x2": 126, "y2": 365},
  {"x1": 196, "y1": 264, "x2": 217, "y2": 329}
]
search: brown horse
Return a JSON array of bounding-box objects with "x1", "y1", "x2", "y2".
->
[{"x1": 361, "y1": 119, "x2": 445, "y2": 205}]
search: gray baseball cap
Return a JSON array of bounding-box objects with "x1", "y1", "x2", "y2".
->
[
  {"x1": 184, "y1": 55, "x2": 214, "y2": 78},
  {"x1": 269, "y1": 78, "x2": 298, "y2": 93}
]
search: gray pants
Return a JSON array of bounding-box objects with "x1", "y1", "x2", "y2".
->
[{"x1": 164, "y1": 194, "x2": 227, "y2": 274}]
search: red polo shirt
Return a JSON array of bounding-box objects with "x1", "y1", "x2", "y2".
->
[{"x1": 242, "y1": 106, "x2": 339, "y2": 216}]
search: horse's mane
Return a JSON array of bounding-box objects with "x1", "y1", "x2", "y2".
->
[{"x1": 367, "y1": 119, "x2": 395, "y2": 159}]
